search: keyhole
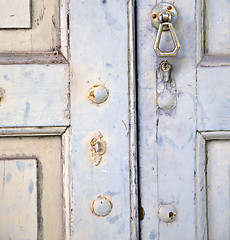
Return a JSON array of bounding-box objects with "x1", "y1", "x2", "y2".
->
[{"x1": 161, "y1": 62, "x2": 169, "y2": 71}]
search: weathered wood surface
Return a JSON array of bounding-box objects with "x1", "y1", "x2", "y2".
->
[
  {"x1": 0, "y1": 52, "x2": 67, "y2": 65},
  {"x1": 136, "y1": 1, "x2": 158, "y2": 239},
  {"x1": 207, "y1": 140, "x2": 230, "y2": 240},
  {"x1": 197, "y1": 67, "x2": 230, "y2": 131},
  {"x1": 0, "y1": 159, "x2": 37, "y2": 240},
  {"x1": 0, "y1": 64, "x2": 69, "y2": 127},
  {"x1": 195, "y1": 133, "x2": 208, "y2": 240},
  {"x1": 137, "y1": 0, "x2": 196, "y2": 239},
  {"x1": 196, "y1": 0, "x2": 230, "y2": 238},
  {"x1": 0, "y1": 136, "x2": 63, "y2": 240},
  {"x1": 199, "y1": 56, "x2": 230, "y2": 67},
  {"x1": 70, "y1": 0, "x2": 132, "y2": 239},
  {"x1": 0, "y1": 0, "x2": 59, "y2": 52},
  {"x1": 0, "y1": 0, "x2": 31, "y2": 29},
  {"x1": 205, "y1": 0, "x2": 230, "y2": 55}
]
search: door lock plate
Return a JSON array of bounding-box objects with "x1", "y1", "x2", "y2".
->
[{"x1": 151, "y1": 2, "x2": 178, "y2": 31}]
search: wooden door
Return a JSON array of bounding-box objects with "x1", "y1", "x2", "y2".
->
[
  {"x1": 137, "y1": 0, "x2": 230, "y2": 239},
  {"x1": 4, "y1": 1, "x2": 230, "y2": 239},
  {"x1": 0, "y1": 1, "x2": 137, "y2": 240}
]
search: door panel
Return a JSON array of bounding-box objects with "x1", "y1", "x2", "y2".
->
[
  {"x1": 0, "y1": 0, "x2": 31, "y2": 29},
  {"x1": 137, "y1": 0, "x2": 196, "y2": 239},
  {"x1": 0, "y1": 65, "x2": 69, "y2": 127},
  {"x1": 196, "y1": 0, "x2": 230, "y2": 237},
  {"x1": 205, "y1": 0, "x2": 230, "y2": 55},
  {"x1": 197, "y1": 67, "x2": 230, "y2": 131},
  {"x1": 0, "y1": 159, "x2": 37, "y2": 240},
  {"x1": 0, "y1": 136, "x2": 64, "y2": 240},
  {"x1": 69, "y1": 1, "x2": 134, "y2": 239},
  {"x1": 207, "y1": 140, "x2": 230, "y2": 240},
  {"x1": 0, "y1": 0, "x2": 59, "y2": 52},
  {"x1": 137, "y1": 0, "x2": 230, "y2": 239}
]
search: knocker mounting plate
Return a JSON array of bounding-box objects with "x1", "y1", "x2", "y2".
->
[
  {"x1": 151, "y1": 2, "x2": 180, "y2": 57},
  {"x1": 151, "y1": 2, "x2": 178, "y2": 31}
]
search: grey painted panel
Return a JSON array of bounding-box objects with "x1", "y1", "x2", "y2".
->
[
  {"x1": 207, "y1": 140, "x2": 230, "y2": 239},
  {"x1": 197, "y1": 67, "x2": 230, "y2": 131},
  {"x1": 137, "y1": 0, "x2": 197, "y2": 239},
  {"x1": 205, "y1": 0, "x2": 230, "y2": 55},
  {"x1": 0, "y1": 0, "x2": 59, "y2": 52},
  {"x1": 0, "y1": 136, "x2": 64, "y2": 239},
  {"x1": 0, "y1": 64, "x2": 69, "y2": 127},
  {"x1": 70, "y1": 0, "x2": 131, "y2": 239},
  {"x1": 0, "y1": 0, "x2": 31, "y2": 28},
  {"x1": 0, "y1": 159, "x2": 37, "y2": 239},
  {"x1": 136, "y1": 0, "x2": 158, "y2": 238}
]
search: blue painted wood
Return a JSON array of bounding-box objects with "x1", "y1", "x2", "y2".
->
[{"x1": 69, "y1": 0, "x2": 131, "y2": 239}]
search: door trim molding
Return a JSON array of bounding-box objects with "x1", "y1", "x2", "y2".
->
[
  {"x1": 196, "y1": 131, "x2": 230, "y2": 240},
  {"x1": 0, "y1": 126, "x2": 67, "y2": 136},
  {"x1": 0, "y1": 126, "x2": 72, "y2": 240}
]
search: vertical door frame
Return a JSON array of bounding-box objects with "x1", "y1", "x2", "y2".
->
[{"x1": 69, "y1": 0, "x2": 139, "y2": 239}]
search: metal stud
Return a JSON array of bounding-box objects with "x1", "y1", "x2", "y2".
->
[
  {"x1": 88, "y1": 85, "x2": 109, "y2": 104},
  {"x1": 158, "y1": 203, "x2": 177, "y2": 223},
  {"x1": 92, "y1": 195, "x2": 113, "y2": 217}
]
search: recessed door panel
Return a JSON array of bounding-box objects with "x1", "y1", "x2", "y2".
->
[
  {"x1": 207, "y1": 140, "x2": 230, "y2": 240},
  {"x1": 0, "y1": 159, "x2": 37, "y2": 240},
  {"x1": 205, "y1": 0, "x2": 230, "y2": 55},
  {"x1": 0, "y1": 0, "x2": 59, "y2": 53},
  {"x1": 0, "y1": 0, "x2": 31, "y2": 29},
  {"x1": 0, "y1": 136, "x2": 63, "y2": 240}
]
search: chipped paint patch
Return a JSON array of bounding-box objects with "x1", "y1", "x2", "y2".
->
[{"x1": 140, "y1": 205, "x2": 145, "y2": 221}]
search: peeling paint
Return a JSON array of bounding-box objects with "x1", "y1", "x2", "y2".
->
[{"x1": 140, "y1": 205, "x2": 145, "y2": 221}]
